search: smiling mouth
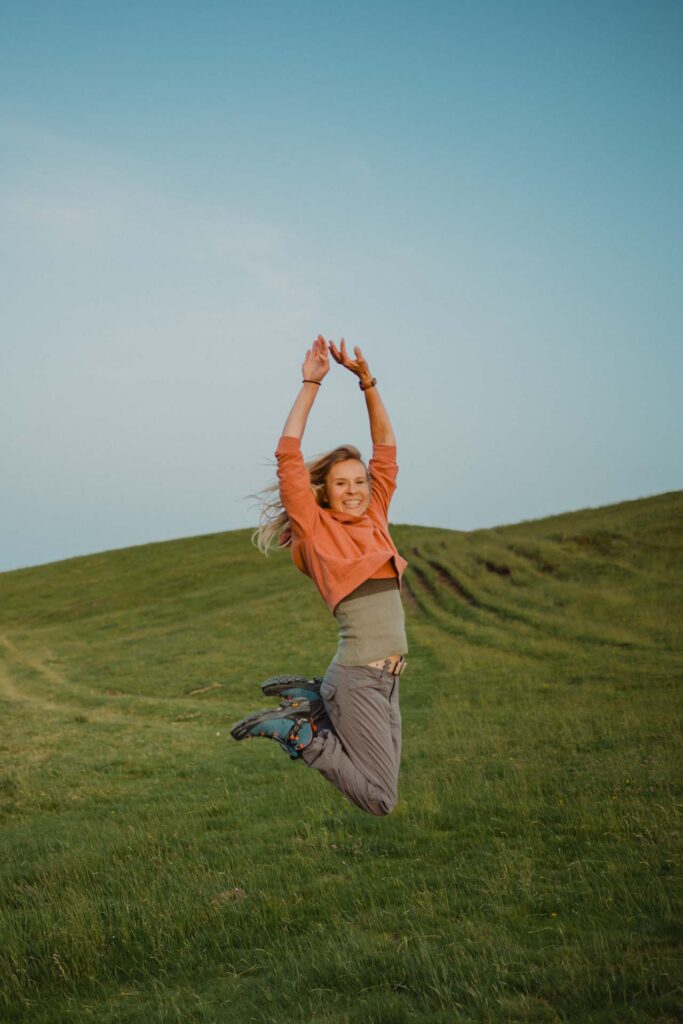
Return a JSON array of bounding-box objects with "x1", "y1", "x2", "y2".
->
[{"x1": 343, "y1": 500, "x2": 362, "y2": 509}]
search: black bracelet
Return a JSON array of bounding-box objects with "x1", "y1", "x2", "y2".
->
[
  {"x1": 302, "y1": 379, "x2": 321, "y2": 386},
  {"x1": 359, "y1": 377, "x2": 377, "y2": 391}
]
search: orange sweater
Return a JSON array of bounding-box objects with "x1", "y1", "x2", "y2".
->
[{"x1": 275, "y1": 435, "x2": 408, "y2": 612}]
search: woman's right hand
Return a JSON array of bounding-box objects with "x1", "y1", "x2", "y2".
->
[
  {"x1": 302, "y1": 335, "x2": 330, "y2": 383},
  {"x1": 328, "y1": 338, "x2": 373, "y2": 385}
]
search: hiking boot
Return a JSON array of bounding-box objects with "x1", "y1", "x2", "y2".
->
[
  {"x1": 260, "y1": 674, "x2": 323, "y2": 705},
  {"x1": 230, "y1": 700, "x2": 317, "y2": 759}
]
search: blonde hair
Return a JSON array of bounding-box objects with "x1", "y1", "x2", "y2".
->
[{"x1": 251, "y1": 444, "x2": 367, "y2": 555}]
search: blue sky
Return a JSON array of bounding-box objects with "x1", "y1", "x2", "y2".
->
[{"x1": 1, "y1": 1, "x2": 681, "y2": 572}]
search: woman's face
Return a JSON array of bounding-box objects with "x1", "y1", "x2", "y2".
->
[{"x1": 325, "y1": 459, "x2": 371, "y2": 515}]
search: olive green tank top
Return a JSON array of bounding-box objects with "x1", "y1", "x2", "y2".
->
[{"x1": 332, "y1": 577, "x2": 408, "y2": 667}]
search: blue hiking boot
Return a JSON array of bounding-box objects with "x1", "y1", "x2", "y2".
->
[
  {"x1": 260, "y1": 675, "x2": 323, "y2": 705},
  {"x1": 230, "y1": 700, "x2": 317, "y2": 759}
]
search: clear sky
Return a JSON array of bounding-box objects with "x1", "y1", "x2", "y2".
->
[{"x1": 1, "y1": 1, "x2": 681, "y2": 573}]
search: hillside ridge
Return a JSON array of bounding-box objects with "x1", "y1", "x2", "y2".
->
[{"x1": 2, "y1": 487, "x2": 681, "y2": 579}]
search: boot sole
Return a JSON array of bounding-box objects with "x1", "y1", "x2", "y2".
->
[
  {"x1": 230, "y1": 701, "x2": 312, "y2": 742},
  {"x1": 261, "y1": 675, "x2": 323, "y2": 699}
]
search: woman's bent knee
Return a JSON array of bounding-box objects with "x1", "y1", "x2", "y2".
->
[{"x1": 366, "y1": 788, "x2": 397, "y2": 816}]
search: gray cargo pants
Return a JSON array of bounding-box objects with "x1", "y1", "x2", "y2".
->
[{"x1": 302, "y1": 659, "x2": 403, "y2": 816}]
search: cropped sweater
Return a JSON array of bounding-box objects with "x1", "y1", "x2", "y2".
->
[{"x1": 275, "y1": 435, "x2": 408, "y2": 612}]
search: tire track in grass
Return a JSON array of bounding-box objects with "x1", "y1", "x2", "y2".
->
[
  {"x1": 423, "y1": 555, "x2": 477, "y2": 607},
  {"x1": 0, "y1": 634, "x2": 239, "y2": 727},
  {"x1": 0, "y1": 634, "x2": 90, "y2": 712},
  {"x1": 0, "y1": 657, "x2": 61, "y2": 713},
  {"x1": 0, "y1": 635, "x2": 143, "y2": 727},
  {"x1": 403, "y1": 562, "x2": 544, "y2": 659},
  {"x1": 410, "y1": 549, "x2": 649, "y2": 654},
  {"x1": 410, "y1": 549, "x2": 623, "y2": 659},
  {"x1": 400, "y1": 576, "x2": 423, "y2": 617},
  {"x1": 405, "y1": 559, "x2": 504, "y2": 649}
]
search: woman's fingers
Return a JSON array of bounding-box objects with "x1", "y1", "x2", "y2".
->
[
  {"x1": 329, "y1": 339, "x2": 343, "y2": 364},
  {"x1": 340, "y1": 338, "x2": 354, "y2": 369},
  {"x1": 309, "y1": 336, "x2": 329, "y2": 370},
  {"x1": 325, "y1": 336, "x2": 366, "y2": 373}
]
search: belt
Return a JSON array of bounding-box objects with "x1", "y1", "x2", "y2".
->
[{"x1": 366, "y1": 654, "x2": 407, "y2": 676}]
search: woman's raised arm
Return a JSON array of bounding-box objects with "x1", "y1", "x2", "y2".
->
[
  {"x1": 281, "y1": 336, "x2": 330, "y2": 439},
  {"x1": 328, "y1": 339, "x2": 396, "y2": 446}
]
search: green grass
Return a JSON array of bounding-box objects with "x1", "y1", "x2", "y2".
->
[{"x1": 1, "y1": 491, "x2": 681, "y2": 1023}]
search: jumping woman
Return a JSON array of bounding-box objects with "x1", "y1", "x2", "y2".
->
[{"x1": 231, "y1": 336, "x2": 408, "y2": 816}]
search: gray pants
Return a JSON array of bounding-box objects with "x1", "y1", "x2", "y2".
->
[{"x1": 302, "y1": 659, "x2": 403, "y2": 816}]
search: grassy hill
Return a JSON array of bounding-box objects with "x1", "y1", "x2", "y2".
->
[{"x1": 1, "y1": 492, "x2": 681, "y2": 1024}]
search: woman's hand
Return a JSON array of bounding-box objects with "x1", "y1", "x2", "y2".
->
[
  {"x1": 302, "y1": 335, "x2": 331, "y2": 383},
  {"x1": 282, "y1": 336, "x2": 328, "y2": 439},
  {"x1": 329, "y1": 338, "x2": 373, "y2": 386}
]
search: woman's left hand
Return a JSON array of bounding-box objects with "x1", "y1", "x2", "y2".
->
[{"x1": 329, "y1": 338, "x2": 373, "y2": 385}]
